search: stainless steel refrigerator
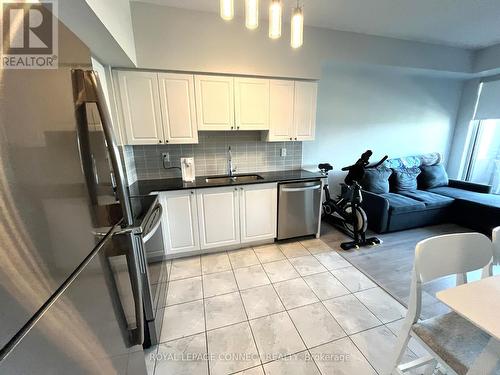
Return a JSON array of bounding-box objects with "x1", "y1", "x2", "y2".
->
[{"x1": 0, "y1": 42, "x2": 148, "y2": 375}]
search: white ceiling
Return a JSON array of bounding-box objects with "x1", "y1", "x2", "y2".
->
[{"x1": 132, "y1": 0, "x2": 500, "y2": 49}]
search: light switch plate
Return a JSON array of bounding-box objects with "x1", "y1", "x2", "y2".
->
[{"x1": 161, "y1": 152, "x2": 170, "y2": 162}]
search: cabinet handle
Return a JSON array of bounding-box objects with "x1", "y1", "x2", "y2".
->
[
  {"x1": 166, "y1": 140, "x2": 169, "y2": 143},
  {"x1": 240, "y1": 187, "x2": 243, "y2": 190},
  {"x1": 289, "y1": 137, "x2": 293, "y2": 140},
  {"x1": 159, "y1": 140, "x2": 162, "y2": 143},
  {"x1": 295, "y1": 137, "x2": 298, "y2": 140},
  {"x1": 237, "y1": 126, "x2": 240, "y2": 130},
  {"x1": 231, "y1": 126, "x2": 234, "y2": 130},
  {"x1": 234, "y1": 188, "x2": 238, "y2": 191},
  {"x1": 191, "y1": 191, "x2": 194, "y2": 195}
]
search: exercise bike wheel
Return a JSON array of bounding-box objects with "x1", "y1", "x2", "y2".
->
[{"x1": 343, "y1": 204, "x2": 368, "y2": 235}]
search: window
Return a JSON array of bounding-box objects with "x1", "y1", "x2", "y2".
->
[{"x1": 465, "y1": 119, "x2": 500, "y2": 194}]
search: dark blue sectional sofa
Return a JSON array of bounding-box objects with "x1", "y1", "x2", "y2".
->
[{"x1": 360, "y1": 153, "x2": 500, "y2": 234}]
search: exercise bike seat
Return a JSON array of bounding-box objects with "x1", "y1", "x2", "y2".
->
[{"x1": 318, "y1": 163, "x2": 333, "y2": 172}]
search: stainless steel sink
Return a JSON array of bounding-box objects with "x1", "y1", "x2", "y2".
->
[{"x1": 205, "y1": 174, "x2": 264, "y2": 184}]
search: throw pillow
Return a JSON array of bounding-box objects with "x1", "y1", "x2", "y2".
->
[
  {"x1": 360, "y1": 168, "x2": 392, "y2": 194},
  {"x1": 391, "y1": 167, "x2": 421, "y2": 192},
  {"x1": 418, "y1": 164, "x2": 449, "y2": 189}
]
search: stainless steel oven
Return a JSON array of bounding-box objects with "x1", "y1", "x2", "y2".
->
[{"x1": 130, "y1": 195, "x2": 168, "y2": 348}]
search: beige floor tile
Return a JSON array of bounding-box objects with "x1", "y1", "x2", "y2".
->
[
  {"x1": 234, "y1": 366, "x2": 265, "y2": 375},
  {"x1": 310, "y1": 337, "x2": 377, "y2": 375},
  {"x1": 204, "y1": 292, "x2": 247, "y2": 330},
  {"x1": 202, "y1": 270, "x2": 238, "y2": 298},
  {"x1": 314, "y1": 251, "x2": 351, "y2": 270},
  {"x1": 288, "y1": 302, "x2": 346, "y2": 348},
  {"x1": 355, "y1": 287, "x2": 407, "y2": 324},
  {"x1": 201, "y1": 252, "x2": 231, "y2": 274},
  {"x1": 330, "y1": 266, "x2": 376, "y2": 292},
  {"x1": 385, "y1": 319, "x2": 430, "y2": 358},
  {"x1": 170, "y1": 256, "x2": 201, "y2": 280},
  {"x1": 350, "y1": 325, "x2": 418, "y2": 375},
  {"x1": 234, "y1": 264, "x2": 271, "y2": 290},
  {"x1": 303, "y1": 272, "x2": 350, "y2": 300},
  {"x1": 289, "y1": 255, "x2": 327, "y2": 276},
  {"x1": 249, "y1": 311, "x2": 306, "y2": 363},
  {"x1": 263, "y1": 351, "x2": 320, "y2": 375},
  {"x1": 300, "y1": 238, "x2": 332, "y2": 254},
  {"x1": 253, "y1": 244, "x2": 285, "y2": 263},
  {"x1": 160, "y1": 300, "x2": 205, "y2": 342},
  {"x1": 166, "y1": 276, "x2": 202, "y2": 306},
  {"x1": 262, "y1": 260, "x2": 300, "y2": 283},
  {"x1": 323, "y1": 294, "x2": 381, "y2": 335},
  {"x1": 274, "y1": 278, "x2": 319, "y2": 309},
  {"x1": 278, "y1": 242, "x2": 310, "y2": 258},
  {"x1": 240, "y1": 284, "x2": 284, "y2": 319},
  {"x1": 207, "y1": 322, "x2": 260, "y2": 375},
  {"x1": 228, "y1": 248, "x2": 260, "y2": 269},
  {"x1": 154, "y1": 333, "x2": 208, "y2": 375}
]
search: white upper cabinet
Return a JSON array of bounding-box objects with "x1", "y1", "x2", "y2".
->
[
  {"x1": 116, "y1": 71, "x2": 164, "y2": 145},
  {"x1": 268, "y1": 80, "x2": 295, "y2": 141},
  {"x1": 234, "y1": 77, "x2": 270, "y2": 130},
  {"x1": 239, "y1": 183, "x2": 277, "y2": 243},
  {"x1": 160, "y1": 190, "x2": 200, "y2": 255},
  {"x1": 158, "y1": 73, "x2": 198, "y2": 144},
  {"x1": 293, "y1": 81, "x2": 318, "y2": 141},
  {"x1": 195, "y1": 75, "x2": 235, "y2": 131},
  {"x1": 196, "y1": 186, "x2": 240, "y2": 249}
]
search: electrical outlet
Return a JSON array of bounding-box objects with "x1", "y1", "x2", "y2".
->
[
  {"x1": 280, "y1": 148, "x2": 287, "y2": 157},
  {"x1": 161, "y1": 152, "x2": 170, "y2": 162}
]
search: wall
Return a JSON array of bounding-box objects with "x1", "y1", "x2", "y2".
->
[
  {"x1": 302, "y1": 64, "x2": 464, "y2": 191},
  {"x1": 130, "y1": 132, "x2": 302, "y2": 181},
  {"x1": 130, "y1": 3, "x2": 473, "y2": 79}
]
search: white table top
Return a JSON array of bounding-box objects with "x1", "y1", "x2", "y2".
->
[{"x1": 436, "y1": 275, "x2": 500, "y2": 340}]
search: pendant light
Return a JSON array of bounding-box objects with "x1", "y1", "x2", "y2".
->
[
  {"x1": 291, "y1": 4, "x2": 303, "y2": 48},
  {"x1": 245, "y1": 0, "x2": 259, "y2": 29},
  {"x1": 220, "y1": 0, "x2": 234, "y2": 21},
  {"x1": 269, "y1": 0, "x2": 282, "y2": 39}
]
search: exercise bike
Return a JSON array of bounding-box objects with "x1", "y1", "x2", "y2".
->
[{"x1": 318, "y1": 150, "x2": 388, "y2": 250}]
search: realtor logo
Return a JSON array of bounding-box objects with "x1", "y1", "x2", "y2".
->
[{"x1": 1, "y1": 0, "x2": 58, "y2": 69}]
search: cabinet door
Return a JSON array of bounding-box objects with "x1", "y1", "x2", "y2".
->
[
  {"x1": 195, "y1": 75, "x2": 234, "y2": 131},
  {"x1": 160, "y1": 191, "x2": 200, "y2": 255},
  {"x1": 116, "y1": 71, "x2": 164, "y2": 145},
  {"x1": 268, "y1": 80, "x2": 295, "y2": 141},
  {"x1": 235, "y1": 77, "x2": 270, "y2": 130},
  {"x1": 239, "y1": 183, "x2": 277, "y2": 243},
  {"x1": 196, "y1": 187, "x2": 240, "y2": 249},
  {"x1": 158, "y1": 73, "x2": 198, "y2": 144},
  {"x1": 293, "y1": 81, "x2": 318, "y2": 141}
]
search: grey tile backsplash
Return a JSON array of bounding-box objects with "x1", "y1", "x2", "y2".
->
[{"x1": 126, "y1": 131, "x2": 302, "y2": 182}]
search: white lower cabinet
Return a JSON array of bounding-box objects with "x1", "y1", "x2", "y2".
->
[
  {"x1": 239, "y1": 183, "x2": 277, "y2": 243},
  {"x1": 197, "y1": 186, "x2": 241, "y2": 250},
  {"x1": 159, "y1": 183, "x2": 278, "y2": 256},
  {"x1": 159, "y1": 190, "x2": 200, "y2": 255}
]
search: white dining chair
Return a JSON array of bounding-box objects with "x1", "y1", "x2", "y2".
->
[
  {"x1": 482, "y1": 226, "x2": 499, "y2": 278},
  {"x1": 389, "y1": 232, "x2": 495, "y2": 375}
]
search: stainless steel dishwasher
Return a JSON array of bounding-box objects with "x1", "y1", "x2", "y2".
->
[{"x1": 277, "y1": 179, "x2": 322, "y2": 240}]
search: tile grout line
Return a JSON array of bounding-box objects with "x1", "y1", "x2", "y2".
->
[
  {"x1": 199, "y1": 256, "x2": 211, "y2": 375},
  {"x1": 227, "y1": 248, "x2": 266, "y2": 374}
]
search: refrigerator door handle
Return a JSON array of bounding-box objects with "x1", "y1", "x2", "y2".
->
[
  {"x1": 72, "y1": 69, "x2": 134, "y2": 226},
  {"x1": 102, "y1": 227, "x2": 145, "y2": 347}
]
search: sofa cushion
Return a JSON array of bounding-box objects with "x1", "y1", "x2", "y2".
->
[
  {"x1": 380, "y1": 192, "x2": 426, "y2": 213},
  {"x1": 399, "y1": 190, "x2": 454, "y2": 209},
  {"x1": 390, "y1": 167, "x2": 421, "y2": 192},
  {"x1": 418, "y1": 164, "x2": 449, "y2": 189},
  {"x1": 361, "y1": 167, "x2": 392, "y2": 194},
  {"x1": 428, "y1": 187, "x2": 500, "y2": 208}
]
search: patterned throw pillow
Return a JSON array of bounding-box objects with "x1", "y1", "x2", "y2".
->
[
  {"x1": 360, "y1": 168, "x2": 393, "y2": 194},
  {"x1": 418, "y1": 164, "x2": 449, "y2": 189},
  {"x1": 390, "y1": 167, "x2": 421, "y2": 192}
]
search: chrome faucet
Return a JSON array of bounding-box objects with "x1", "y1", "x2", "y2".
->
[{"x1": 227, "y1": 146, "x2": 236, "y2": 177}]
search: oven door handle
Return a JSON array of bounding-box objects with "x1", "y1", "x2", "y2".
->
[{"x1": 142, "y1": 204, "x2": 163, "y2": 243}]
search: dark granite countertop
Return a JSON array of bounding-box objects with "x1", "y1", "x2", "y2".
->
[{"x1": 128, "y1": 169, "x2": 324, "y2": 196}]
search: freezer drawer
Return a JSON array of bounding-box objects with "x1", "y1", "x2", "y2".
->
[{"x1": 277, "y1": 180, "x2": 322, "y2": 240}]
